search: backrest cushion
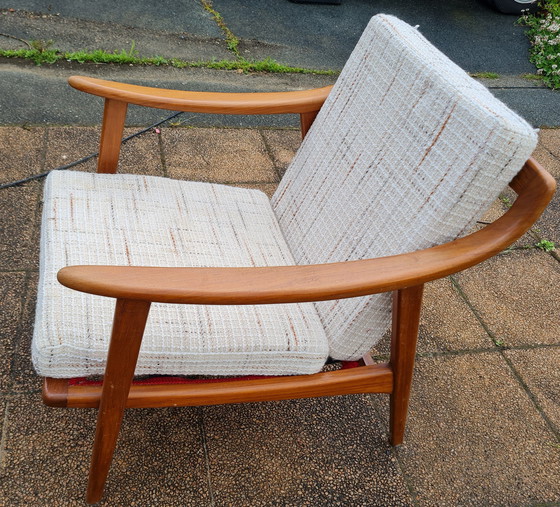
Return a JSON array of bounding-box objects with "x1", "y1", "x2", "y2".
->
[{"x1": 271, "y1": 14, "x2": 537, "y2": 360}]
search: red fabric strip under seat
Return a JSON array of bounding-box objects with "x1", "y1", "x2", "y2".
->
[{"x1": 68, "y1": 361, "x2": 361, "y2": 387}]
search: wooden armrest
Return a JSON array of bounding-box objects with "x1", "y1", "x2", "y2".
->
[
  {"x1": 57, "y1": 159, "x2": 555, "y2": 305},
  {"x1": 68, "y1": 76, "x2": 333, "y2": 115},
  {"x1": 70, "y1": 76, "x2": 331, "y2": 173}
]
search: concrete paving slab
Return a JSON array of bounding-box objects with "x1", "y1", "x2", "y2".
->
[
  {"x1": 44, "y1": 126, "x2": 99, "y2": 172},
  {"x1": 0, "y1": 0, "x2": 537, "y2": 76},
  {"x1": 0, "y1": 62, "x2": 333, "y2": 126},
  {"x1": 3, "y1": 63, "x2": 557, "y2": 129},
  {"x1": 203, "y1": 395, "x2": 413, "y2": 506},
  {"x1": 0, "y1": 1, "x2": 220, "y2": 37},
  {"x1": 417, "y1": 277, "x2": 494, "y2": 354},
  {"x1": 0, "y1": 395, "x2": 210, "y2": 505},
  {"x1": 476, "y1": 74, "x2": 547, "y2": 89},
  {"x1": 454, "y1": 250, "x2": 560, "y2": 347},
  {"x1": 46, "y1": 126, "x2": 167, "y2": 175},
  {"x1": 372, "y1": 353, "x2": 560, "y2": 505},
  {"x1": 119, "y1": 127, "x2": 167, "y2": 176},
  {"x1": 0, "y1": 273, "x2": 27, "y2": 393},
  {"x1": 0, "y1": 126, "x2": 46, "y2": 183},
  {"x1": 215, "y1": 0, "x2": 534, "y2": 73},
  {"x1": 532, "y1": 141, "x2": 560, "y2": 180},
  {"x1": 373, "y1": 276, "x2": 495, "y2": 358},
  {"x1": 539, "y1": 127, "x2": 560, "y2": 166},
  {"x1": 163, "y1": 127, "x2": 278, "y2": 183},
  {"x1": 490, "y1": 87, "x2": 560, "y2": 127},
  {"x1": 0, "y1": 126, "x2": 558, "y2": 505},
  {"x1": 533, "y1": 137, "x2": 560, "y2": 250},
  {"x1": 260, "y1": 128, "x2": 302, "y2": 178},
  {"x1": 1, "y1": 8, "x2": 232, "y2": 61},
  {"x1": 0, "y1": 394, "x2": 97, "y2": 505},
  {"x1": 0, "y1": 183, "x2": 41, "y2": 271},
  {"x1": 9, "y1": 273, "x2": 42, "y2": 394},
  {"x1": 505, "y1": 347, "x2": 560, "y2": 432},
  {"x1": 104, "y1": 406, "x2": 210, "y2": 505},
  {"x1": 0, "y1": 392, "x2": 4, "y2": 421},
  {"x1": 1, "y1": 0, "x2": 559, "y2": 128},
  {"x1": 534, "y1": 190, "x2": 560, "y2": 246}
]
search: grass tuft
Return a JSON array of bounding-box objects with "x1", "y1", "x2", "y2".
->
[
  {"x1": 0, "y1": 47, "x2": 58, "y2": 64},
  {"x1": 522, "y1": 72, "x2": 544, "y2": 80},
  {"x1": 470, "y1": 72, "x2": 500, "y2": 79},
  {"x1": 0, "y1": 46, "x2": 336, "y2": 75}
]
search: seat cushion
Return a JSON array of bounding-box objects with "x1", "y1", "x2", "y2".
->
[{"x1": 33, "y1": 170, "x2": 329, "y2": 378}]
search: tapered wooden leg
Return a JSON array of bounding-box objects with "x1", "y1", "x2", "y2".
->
[
  {"x1": 97, "y1": 98, "x2": 128, "y2": 174},
  {"x1": 389, "y1": 284, "x2": 424, "y2": 446},
  {"x1": 86, "y1": 299, "x2": 151, "y2": 504}
]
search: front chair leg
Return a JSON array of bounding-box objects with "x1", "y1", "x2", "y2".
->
[
  {"x1": 389, "y1": 284, "x2": 424, "y2": 446},
  {"x1": 87, "y1": 298, "x2": 151, "y2": 504}
]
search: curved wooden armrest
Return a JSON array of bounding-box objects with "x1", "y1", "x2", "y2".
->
[
  {"x1": 68, "y1": 76, "x2": 333, "y2": 115},
  {"x1": 73, "y1": 75, "x2": 331, "y2": 173},
  {"x1": 57, "y1": 158, "x2": 555, "y2": 305}
]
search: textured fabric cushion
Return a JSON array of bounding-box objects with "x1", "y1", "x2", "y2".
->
[
  {"x1": 272, "y1": 14, "x2": 538, "y2": 360},
  {"x1": 33, "y1": 171, "x2": 329, "y2": 378}
]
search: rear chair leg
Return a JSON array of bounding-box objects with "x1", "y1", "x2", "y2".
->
[
  {"x1": 389, "y1": 284, "x2": 424, "y2": 446},
  {"x1": 86, "y1": 299, "x2": 151, "y2": 504}
]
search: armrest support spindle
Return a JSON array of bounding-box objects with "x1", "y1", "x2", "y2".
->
[{"x1": 98, "y1": 99, "x2": 128, "y2": 174}]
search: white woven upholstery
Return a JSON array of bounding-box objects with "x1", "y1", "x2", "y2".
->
[
  {"x1": 33, "y1": 171, "x2": 329, "y2": 378},
  {"x1": 272, "y1": 14, "x2": 537, "y2": 360}
]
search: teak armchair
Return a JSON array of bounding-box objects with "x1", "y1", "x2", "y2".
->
[{"x1": 32, "y1": 15, "x2": 555, "y2": 504}]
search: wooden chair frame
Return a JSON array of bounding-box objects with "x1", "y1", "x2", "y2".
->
[{"x1": 41, "y1": 76, "x2": 556, "y2": 504}]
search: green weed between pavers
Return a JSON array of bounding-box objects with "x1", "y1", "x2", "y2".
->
[
  {"x1": 0, "y1": 47, "x2": 58, "y2": 64},
  {"x1": 522, "y1": 72, "x2": 544, "y2": 80},
  {"x1": 499, "y1": 195, "x2": 513, "y2": 207},
  {"x1": 535, "y1": 239, "x2": 556, "y2": 251},
  {"x1": 200, "y1": 0, "x2": 240, "y2": 56},
  {"x1": 520, "y1": 0, "x2": 560, "y2": 89},
  {"x1": 470, "y1": 72, "x2": 500, "y2": 79},
  {"x1": 505, "y1": 239, "x2": 557, "y2": 253},
  {"x1": 0, "y1": 46, "x2": 336, "y2": 75}
]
